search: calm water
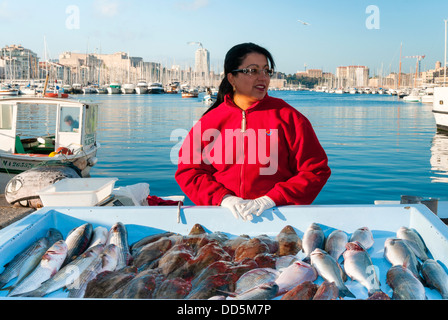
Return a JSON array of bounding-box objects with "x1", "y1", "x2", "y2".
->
[{"x1": 81, "y1": 91, "x2": 448, "y2": 206}]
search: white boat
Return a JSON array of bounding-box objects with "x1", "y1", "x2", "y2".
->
[
  {"x1": 82, "y1": 86, "x2": 97, "y2": 94},
  {"x1": 0, "y1": 96, "x2": 100, "y2": 191},
  {"x1": 433, "y1": 87, "x2": 448, "y2": 131},
  {"x1": 0, "y1": 85, "x2": 19, "y2": 96},
  {"x1": 403, "y1": 89, "x2": 422, "y2": 102},
  {"x1": 121, "y1": 83, "x2": 135, "y2": 94},
  {"x1": 147, "y1": 82, "x2": 164, "y2": 94},
  {"x1": 72, "y1": 83, "x2": 83, "y2": 94},
  {"x1": 107, "y1": 83, "x2": 121, "y2": 94},
  {"x1": 135, "y1": 81, "x2": 148, "y2": 94}
]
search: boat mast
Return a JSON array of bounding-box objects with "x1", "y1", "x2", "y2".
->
[
  {"x1": 398, "y1": 42, "x2": 402, "y2": 89},
  {"x1": 445, "y1": 19, "x2": 447, "y2": 87}
]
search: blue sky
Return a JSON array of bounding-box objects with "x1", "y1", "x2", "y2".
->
[{"x1": 1, "y1": 0, "x2": 448, "y2": 75}]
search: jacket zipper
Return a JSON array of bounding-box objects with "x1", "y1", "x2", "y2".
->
[{"x1": 240, "y1": 110, "x2": 246, "y2": 197}]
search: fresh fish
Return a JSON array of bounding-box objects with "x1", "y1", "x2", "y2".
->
[
  {"x1": 231, "y1": 282, "x2": 279, "y2": 300},
  {"x1": 46, "y1": 228, "x2": 64, "y2": 245},
  {"x1": 312, "y1": 281, "x2": 339, "y2": 300},
  {"x1": 342, "y1": 241, "x2": 382, "y2": 296},
  {"x1": 309, "y1": 248, "x2": 355, "y2": 298},
  {"x1": 421, "y1": 259, "x2": 448, "y2": 299},
  {"x1": 0, "y1": 237, "x2": 49, "y2": 289},
  {"x1": 275, "y1": 255, "x2": 299, "y2": 270},
  {"x1": 325, "y1": 229, "x2": 348, "y2": 261},
  {"x1": 302, "y1": 223, "x2": 325, "y2": 262},
  {"x1": 133, "y1": 237, "x2": 173, "y2": 269},
  {"x1": 280, "y1": 281, "x2": 318, "y2": 300},
  {"x1": 63, "y1": 223, "x2": 93, "y2": 266},
  {"x1": 16, "y1": 245, "x2": 104, "y2": 297},
  {"x1": 276, "y1": 225, "x2": 302, "y2": 256},
  {"x1": 234, "y1": 238, "x2": 270, "y2": 262},
  {"x1": 67, "y1": 244, "x2": 118, "y2": 298},
  {"x1": 235, "y1": 268, "x2": 280, "y2": 294},
  {"x1": 84, "y1": 267, "x2": 137, "y2": 298},
  {"x1": 186, "y1": 273, "x2": 238, "y2": 300},
  {"x1": 386, "y1": 265, "x2": 426, "y2": 300},
  {"x1": 8, "y1": 240, "x2": 68, "y2": 297},
  {"x1": 87, "y1": 226, "x2": 108, "y2": 250},
  {"x1": 222, "y1": 235, "x2": 250, "y2": 258},
  {"x1": 152, "y1": 278, "x2": 192, "y2": 299},
  {"x1": 396, "y1": 226, "x2": 429, "y2": 261},
  {"x1": 130, "y1": 232, "x2": 177, "y2": 256},
  {"x1": 384, "y1": 238, "x2": 421, "y2": 278},
  {"x1": 349, "y1": 227, "x2": 374, "y2": 250},
  {"x1": 106, "y1": 222, "x2": 132, "y2": 270},
  {"x1": 275, "y1": 261, "x2": 318, "y2": 295},
  {"x1": 110, "y1": 272, "x2": 158, "y2": 299}
]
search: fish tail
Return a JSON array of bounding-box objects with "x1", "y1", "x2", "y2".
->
[
  {"x1": 302, "y1": 256, "x2": 311, "y2": 264},
  {"x1": 339, "y1": 285, "x2": 356, "y2": 298}
]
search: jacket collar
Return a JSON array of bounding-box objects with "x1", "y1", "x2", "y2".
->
[{"x1": 224, "y1": 93, "x2": 270, "y2": 112}]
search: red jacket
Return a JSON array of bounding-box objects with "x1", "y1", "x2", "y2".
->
[{"x1": 175, "y1": 94, "x2": 331, "y2": 206}]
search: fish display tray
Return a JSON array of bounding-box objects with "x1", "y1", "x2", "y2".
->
[
  {"x1": 0, "y1": 203, "x2": 447, "y2": 299},
  {"x1": 37, "y1": 178, "x2": 118, "y2": 207}
]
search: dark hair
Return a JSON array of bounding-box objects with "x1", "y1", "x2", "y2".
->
[{"x1": 203, "y1": 43, "x2": 275, "y2": 115}]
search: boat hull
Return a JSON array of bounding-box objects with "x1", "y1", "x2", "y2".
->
[
  {"x1": 0, "y1": 146, "x2": 98, "y2": 192},
  {"x1": 433, "y1": 87, "x2": 448, "y2": 131}
]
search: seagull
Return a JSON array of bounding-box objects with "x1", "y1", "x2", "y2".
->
[{"x1": 297, "y1": 20, "x2": 310, "y2": 25}]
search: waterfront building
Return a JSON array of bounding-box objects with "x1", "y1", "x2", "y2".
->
[
  {"x1": 0, "y1": 45, "x2": 39, "y2": 81},
  {"x1": 194, "y1": 47, "x2": 210, "y2": 86},
  {"x1": 336, "y1": 65, "x2": 369, "y2": 88}
]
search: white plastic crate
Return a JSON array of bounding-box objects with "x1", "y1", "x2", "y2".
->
[{"x1": 37, "y1": 178, "x2": 118, "y2": 207}]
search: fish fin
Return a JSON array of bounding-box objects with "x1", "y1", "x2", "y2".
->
[{"x1": 339, "y1": 285, "x2": 356, "y2": 299}]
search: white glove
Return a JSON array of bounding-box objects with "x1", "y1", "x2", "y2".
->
[
  {"x1": 220, "y1": 195, "x2": 252, "y2": 221},
  {"x1": 239, "y1": 196, "x2": 276, "y2": 217}
]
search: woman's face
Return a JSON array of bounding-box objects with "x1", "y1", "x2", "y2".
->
[{"x1": 228, "y1": 52, "x2": 271, "y2": 108}]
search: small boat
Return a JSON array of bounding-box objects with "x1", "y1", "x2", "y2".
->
[
  {"x1": 0, "y1": 96, "x2": 100, "y2": 191},
  {"x1": 166, "y1": 81, "x2": 180, "y2": 94},
  {"x1": 44, "y1": 92, "x2": 69, "y2": 98},
  {"x1": 403, "y1": 89, "x2": 422, "y2": 102},
  {"x1": 135, "y1": 81, "x2": 148, "y2": 94},
  {"x1": 0, "y1": 84, "x2": 19, "y2": 96},
  {"x1": 72, "y1": 83, "x2": 83, "y2": 94},
  {"x1": 182, "y1": 89, "x2": 199, "y2": 98},
  {"x1": 82, "y1": 86, "x2": 97, "y2": 94},
  {"x1": 121, "y1": 83, "x2": 135, "y2": 94},
  {"x1": 107, "y1": 83, "x2": 121, "y2": 94},
  {"x1": 203, "y1": 88, "x2": 218, "y2": 105},
  {"x1": 147, "y1": 82, "x2": 165, "y2": 94}
]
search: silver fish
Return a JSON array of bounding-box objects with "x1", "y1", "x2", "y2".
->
[
  {"x1": 231, "y1": 282, "x2": 279, "y2": 300},
  {"x1": 421, "y1": 259, "x2": 448, "y2": 299},
  {"x1": 302, "y1": 223, "x2": 325, "y2": 262},
  {"x1": 386, "y1": 265, "x2": 426, "y2": 300},
  {"x1": 0, "y1": 237, "x2": 49, "y2": 289},
  {"x1": 349, "y1": 227, "x2": 374, "y2": 250},
  {"x1": 235, "y1": 268, "x2": 279, "y2": 294},
  {"x1": 396, "y1": 226, "x2": 429, "y2": 261},
  {"x1": 275, "y1": 260, "x2": 318, "y2": 295},
  {"x1": 325, "y1": 229, "x2": 348, "y2": 261},
  {"x1": 16, "y1": 244, "x2": 104, "y2": 297},
  {"x1": 342, "y1": 241, "x2": 382, "y2": 297},
  {"x1": 67, "y1": 244, "x2": 118, "y2": 298},
  {"x1": 87, "y1": 226, "x2": 109, "y2": 250},
  {"x1": 64, "y1": 223, "x2": 93, "y2": 266},
  {"x1": 384, "y1": 238, "x2": 420, "y2": 278},
  {"x1": 107, "y1": 222, "x2": 132, "y2": 270},
  {"x1": 8, "y1": 240, "x2": 68, "y2": 297},
  {"x1": 310, "y1": 248, "x2": 355, "y2": 298}
]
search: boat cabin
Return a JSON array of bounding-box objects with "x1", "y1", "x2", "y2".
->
[{"x1": 0, "y1": 97, "x2": 98, "y2": 155}]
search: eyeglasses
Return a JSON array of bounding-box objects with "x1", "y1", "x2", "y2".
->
[{"x1": 232, "y1": 68, "x2": 274, "y2": 77}]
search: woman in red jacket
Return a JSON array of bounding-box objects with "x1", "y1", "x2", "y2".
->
[{"x1": 175, "y1": 43, "x2": 331, "y2": 221}]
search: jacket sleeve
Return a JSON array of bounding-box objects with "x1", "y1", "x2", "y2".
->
[
  {"x1": 266, "y1": 114, "x2": 331, "y2": 206},
  {"x1": 174, "y1": 124, "x2": 232, "y2": 206}
]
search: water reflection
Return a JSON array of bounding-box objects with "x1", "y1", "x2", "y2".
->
[{"x1": 430, "y1": 131, "x2": 448, "y2": 183}]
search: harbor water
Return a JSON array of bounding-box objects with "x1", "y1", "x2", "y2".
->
[{"x1": 80, "y1": 91, "x2": 448, "y2": 206}]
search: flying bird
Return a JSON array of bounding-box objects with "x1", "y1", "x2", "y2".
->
[{"x1": 297, "y1": 20, "x2": 310, "y2": 25}]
